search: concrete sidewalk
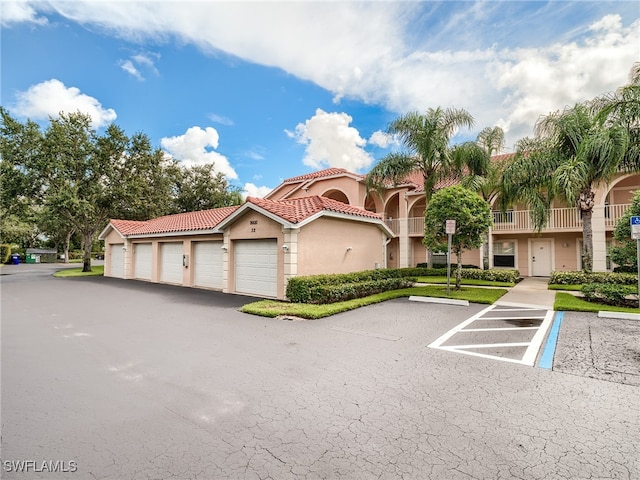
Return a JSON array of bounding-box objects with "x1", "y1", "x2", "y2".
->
[{"x1": 497, "y1": 276, "x2": 556, "y2": 309}]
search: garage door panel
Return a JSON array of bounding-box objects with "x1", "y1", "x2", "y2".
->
[
  {"x1": 234, "y1": 240, "x2": 277, "y2": 297},
  {"x1": 160, "y1": 242, "x2": 183, "y2": 284},
  {"x1": 194, "y1": 241, "x2": 223, "y2": 289},
  {"x1": 110, "y1": 244, "x2": 124, "y2": 278},
  {"x1": 134, "y1": 243, "x2": 152, "y2": 280}
]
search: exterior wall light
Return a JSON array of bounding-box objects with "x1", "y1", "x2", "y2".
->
[{"x1": 282, "y1": 245, "x2": 289, "y2": 251}]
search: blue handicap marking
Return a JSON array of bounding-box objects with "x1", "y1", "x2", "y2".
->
[{"x1": 631, "y1": 216, "x2": 640, "y2": 225}]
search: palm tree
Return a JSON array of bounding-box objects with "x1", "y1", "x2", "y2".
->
[
  {"x1": 366, "y1": 107, "x2": 477, "y2": 202},
  {"x1": 502, "y1": 102, "x2": 630, "y2": 272},
  {"x1": 459, "y1": 126, "x2": 508, "y2": 203},
  {"x1": 593, "y1": 62, "x2": 640, "y2": 170}
]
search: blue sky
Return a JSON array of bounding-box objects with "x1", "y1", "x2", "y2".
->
[{"x1": 2, "y1": 1, "x2": 638, "y2": 198}]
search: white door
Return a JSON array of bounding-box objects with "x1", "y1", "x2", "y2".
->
[
  {"x1": 134, "y1": 243, "x2": 152, "y2": 280},
  {"x1": 193, "y1": 241, "x2": 223, "y2": 289},
  {"x1": 110, "y1": 244, "x2": 124, "y2": 278},
  {"x1": 531, "y1": 240, "x2": 552, "y2": 276},
  {"x1": 160, "y1": 242, "x2": 184, "y2": 284},
  {"x1": 234, "y1": 240, "x2": 278, "y2": 297}
]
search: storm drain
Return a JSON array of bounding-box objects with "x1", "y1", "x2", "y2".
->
[{"x1": 428, "y1": 304, "x2": 554, "y2": 365}]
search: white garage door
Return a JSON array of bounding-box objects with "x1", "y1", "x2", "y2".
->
[
  {"x1": 109, "y1": 244, "x2": 124, "y2": 278},
  {"x1": 193, "y1": 241, "x2": 223, "y2": 289},
  {"x1": 234, "y1": 239, "x2": 278, "y2": 297},
  {"x1": 160, "y1": 242, "x2": 184, "y2": 285},
  {"x1": 134, "y1": 243, "x2": 152, "y2": 280}
]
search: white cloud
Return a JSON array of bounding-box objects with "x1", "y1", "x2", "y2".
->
[
  {"x1": 119, "y1": 52, "x2": 159, "y2": 80},
  {"x1": 0, "y1": 1, "x2": 47, "y2": 26},
  {"x1": 242, "y1": 183, "x2": 272, "y2": 199},
  {"x1": 291, "y1": 109, "x2": 374, "y2": 172},
  {"x1": 368, "y1": 130, "x2": 397, "y2": 149},
  {"x1": 12, "y1": 79, "x2": 116, "y2": 128},
  {"x1": 119, "y1": 60, "x2": 143, "y2": 80},
  {"x1": 17, "y1": 3, "x2": 640, "y2": 150},
  {"x1": 207, "y1": 113, "x2": 234, "y2": 126},
  {"x1": 488, "y1": 14, "x2": 639, "y2": 144},
  {"x1": 160, "y1": 126, "x2": 237, "y2": 179}
]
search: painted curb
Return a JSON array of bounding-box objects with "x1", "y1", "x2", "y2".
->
[
  {"x1": 598, "y1": 311, "x2": 640, "y2": 321},
  {"x1": 409, "y1": 296, "x2": 469, "y2": 306}
]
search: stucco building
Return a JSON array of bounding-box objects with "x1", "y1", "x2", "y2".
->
[{"x1": 101, "y1": 162, "x2": 639, "y2": 299}]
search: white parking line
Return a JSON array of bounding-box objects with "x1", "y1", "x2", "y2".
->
[{"x1": 428, "y1": 305, "x2": 554, "y2": 366}]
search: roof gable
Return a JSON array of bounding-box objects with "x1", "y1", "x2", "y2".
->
[{"x1": 246, "y1": 195, "x2": 381, "y2": 224}]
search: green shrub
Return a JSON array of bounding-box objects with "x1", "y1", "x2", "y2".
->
[
  {"x1": 613, "y1": 265, "x2": 637, "y2": 274},
  {"x1": 286, "y1": 267, "x2": 519, "y2": 303},
  {"x1": 581, "y1": 282, "x2": 638, "y2": 307},
  {"x1": 550, "y1": 271, "x2": 637, "y2": 285},
  {"x1": 0, "y1": 244, "x2": 11, "y2": 264},
  {"x1": 306, "y1": 278, "x2": 414, "y2": 304}
]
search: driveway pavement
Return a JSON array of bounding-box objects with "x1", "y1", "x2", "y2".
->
[{"x1": 1, "y1": 265, "x2": 639, "y2": 479}]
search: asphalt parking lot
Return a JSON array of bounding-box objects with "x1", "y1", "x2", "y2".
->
[{"x1": 1, "y1": 264, "x2": 639, "y2": 479}]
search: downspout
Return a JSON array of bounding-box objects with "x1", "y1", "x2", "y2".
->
[{"x1": 383, "y1": 236, "x2": 392, "y2": 269}]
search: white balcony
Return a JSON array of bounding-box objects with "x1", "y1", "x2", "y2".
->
[{"x1": 383, "y1": 204, "x2": 631, "y2": 236}]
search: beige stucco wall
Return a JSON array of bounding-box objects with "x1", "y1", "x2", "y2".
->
[
  {"x1": 296, "y1": 217, "x2": 386, "y2": 276},
  {"x1": 284, "y1": 176, "x2": 367, "y2": 207}
]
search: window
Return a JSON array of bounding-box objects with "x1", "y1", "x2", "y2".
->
[{"x1": 493, "y1": 241, "x2": 515, "y2": 268}]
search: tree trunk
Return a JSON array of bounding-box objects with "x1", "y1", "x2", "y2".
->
[
  {"x1": 64, "y1": 229, "x2": 72, "y2": 264},
  {"x1": 455, "y1": 248, "x2": 463, "y2": 291},
  {"x1": 579, "y1": 187, "x2": 595, "y2": 273},
  {"x1": 82, "y1": 231, "x2": 93, "y2": 273},
  {"x1": 582, "y1": 208, "x2": 593, "y2": 272}
]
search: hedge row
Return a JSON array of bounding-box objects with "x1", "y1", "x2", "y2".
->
[
  {"x1": 286, "y1": 267, "x2": 520, "y2": 303},
  {"x1": 302, "y1": 278, "x2": 414, "y2": 304},
  {"x1": 550, "y1": 271, "x2": 637, "y2": 285},
  {"x1": 582, "y1": 283, "x2": 638, "y2": 307}
]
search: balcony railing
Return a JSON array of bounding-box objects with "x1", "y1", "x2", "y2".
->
[{"x1": 383, "y1": 204, "x2": 631, "y2": 235}]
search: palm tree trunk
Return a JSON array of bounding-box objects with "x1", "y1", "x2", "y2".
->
[
  {"x1": 580, "y1": 188, "x2": 595, "y2": 273},
  {"x1": 582, "y1": 208, "x2": 594, "y2": 272}
]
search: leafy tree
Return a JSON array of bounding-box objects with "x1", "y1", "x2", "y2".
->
[
  {"x1": 423, "y1": 185, "x2": 492, "y2": 290},
  {"x1": 610, "y1": 189, "x2": 640, "y2": 270},
  {"x1": 172, "y1": 163, "x2": 242, "y2": 213},
  {"x1": 366, "y1": 107, "x2": 478, "y2": 202},
  {"x1": 502, "y1": 100, "x2": 631, "y2": 272},
  {"x1": 0, "y1": 107, "x2": 43, "y2": 244}
]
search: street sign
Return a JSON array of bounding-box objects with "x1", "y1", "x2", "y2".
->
[
  {"x1": 631, "y1": 216, "x2": 640, "y2": 240},
  {"x1": 445, "y1": 219, "x2": 456, "y2": 234}
]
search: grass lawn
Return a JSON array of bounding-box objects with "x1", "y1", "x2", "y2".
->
[
  {"x1": 554, "y1": 292, "x2": 640, "y2": 314},
  {"x1": 241, "y1": 285, "x2": 508, "y2": 320},
  {"x1": 414, "y1": 276, "x2": 515, "y2": 287},
  {"x1": 548, "y1": 284, "x2": 583, "y2": 291},
  {"x1": 53, "y1": 265, "x2": 104, "y2": 277}
]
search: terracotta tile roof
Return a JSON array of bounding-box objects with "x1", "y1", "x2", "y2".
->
[
  {"x1": 246, "y1": 195, "x2": 381, "y2": 223},
  {"x1": 282, "y1": 167, "x2": 364, "y2": 184},
  {"x1": 109, "y1": 206, "x2": 240, "y2": 236},
  {"x1": 110, "y1": 219, "x2": 148, "y2": 235}
]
